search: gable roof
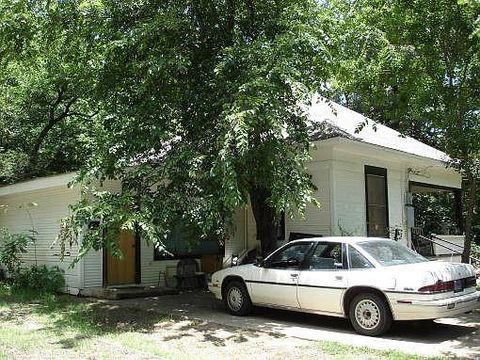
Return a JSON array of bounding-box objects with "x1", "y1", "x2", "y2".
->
[{"x1": 308, "y1": 97, "x2": 448, "y2": 162}]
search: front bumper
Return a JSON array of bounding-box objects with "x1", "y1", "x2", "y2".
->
[
  {"x1": 208, "y1": 282, "x2": 222, "y2": 300},
  {"x1": 393, "y1": 291, "x2": 480, "y2": 321}
]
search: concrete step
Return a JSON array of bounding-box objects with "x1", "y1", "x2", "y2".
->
[{"x1": 80, "y1": 286, "x2": 180, "y2": 300}]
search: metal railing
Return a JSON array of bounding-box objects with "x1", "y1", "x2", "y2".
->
[{"x1": 411, "y1": 232, "x2": 480, "y2": 267}]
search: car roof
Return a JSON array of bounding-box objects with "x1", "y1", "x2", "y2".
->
[{"x1": 288, "y1": 236, "x2": 393, "y2": 245}]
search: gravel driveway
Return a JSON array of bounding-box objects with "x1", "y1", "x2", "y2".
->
[{"x1": 110, "y1": 291, "x2": 480, "y2": 359}]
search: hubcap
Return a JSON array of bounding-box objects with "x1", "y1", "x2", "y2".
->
[
  {"x1": 227, "y1": 287, "x2": 243, "y2": 311},
  {"x1": 355, "y1": 299, "x2": 381, "y2": 330}
]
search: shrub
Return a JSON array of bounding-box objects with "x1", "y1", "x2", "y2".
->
[
  {"x1": 472, "y1": 242, "x2": 480, "y2": 259},
  {"x1": 0, "y1": 228, "x2": 32, "y2": 277},
  {"x1": 14, "y1": 265, "x2": 65, "y2": 293}
]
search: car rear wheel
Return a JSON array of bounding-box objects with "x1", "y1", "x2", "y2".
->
[
  {"x1": 224, "y1": 280, "x2": 252, "y2": 316},
  {"x1": 349, "y1": 293, "x2": 392, "y2": 336}
]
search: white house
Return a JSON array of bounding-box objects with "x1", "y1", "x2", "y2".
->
[{"x1": 0, "y1": 99, "x2": 464, "y2": 295}]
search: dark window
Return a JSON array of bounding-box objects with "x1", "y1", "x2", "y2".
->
[
  {"x1": 348, "y1": 245, "x2": 374, "y2": 269},
  {"x1": 154, "y1": 224, "x2": 222, "y2": 260},
  {"x1": 365, "y1": 166, "x2": 389, "y2": 237},
  {"x1": 266, "y1": 242, "x2": 313, "y2": 269},
  {"x1": 306, "y1": 242, "x2": 345, "y2": 270}
]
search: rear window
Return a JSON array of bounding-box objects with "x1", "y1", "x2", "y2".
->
[
  {"x1": 348, "y1": 245, "x2": 374, "y2": 269},
  {"x1": 357, "y1": 240, "x2": 427, "y2": 267}
]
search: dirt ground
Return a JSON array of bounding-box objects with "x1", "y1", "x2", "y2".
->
[
  {"x1": 1, "y1": 289, "x2": 479, "y2": 359},
  {"x1": 114, "y1": 290, "x2": 480, "y2": 359}
]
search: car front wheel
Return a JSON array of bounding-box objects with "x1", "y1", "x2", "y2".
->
[
  {"x1": 224, "y1": 280, "x2": 252, "y2": 316},
  {"x1": 349, "y1": 293, "x2": 392, "y2": 336}
]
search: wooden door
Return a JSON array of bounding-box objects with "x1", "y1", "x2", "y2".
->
[{"x1": 106, "y1": 230, "x2": 136, "y2": 285}]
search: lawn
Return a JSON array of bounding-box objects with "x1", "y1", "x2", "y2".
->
[{"x1": 0, "y1": 284, "x2": 437, "y2": 360}]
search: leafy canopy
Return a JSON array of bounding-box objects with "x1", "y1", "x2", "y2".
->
[
  {"x1": 61, "y1": 0, "x2": 335, "y2": 257},
  {"x1": 0, "y1": 0, "x2": 103, "y2": 183}
]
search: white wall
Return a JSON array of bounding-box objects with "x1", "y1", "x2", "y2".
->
[
  {"x1": 0, "y1": 185, "x2": 81, "y2": 293},
  {"x1": 286, "y1": 160, "x2": 332, "y2": 238},
  {"x1": 329, "y1": 146, "x2": 407, "y2": 242}
]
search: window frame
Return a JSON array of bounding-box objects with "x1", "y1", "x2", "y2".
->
[
  {"x1": 365, "y1": 165, "x2": 390, "y2": 238},
  {"x1": 263, "y1": 241, "x2": 315, "y2": 269},
  {"x1": 303, "y1": 242, "x2": 349, "y2": 271}
]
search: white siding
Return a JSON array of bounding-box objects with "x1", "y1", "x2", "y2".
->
[
  {"x1": 329, "y1": 147, "x2": 408, "y2": 243},
  {"x1": 387, "y1": 168, "x2": 407, "y2": 245},
  {"x1": 0, "y1": 186, "x2": 81, "y2": 293},
  {"x1": 224, "y1": 208, "x2": 247, "y2": 261},
  {"x1": 331, "y1": 160, "x2": 367, "y2": 236},
  {"x1": 140, "y1": 240, "x2": 180, "y2": 286},
  {"x1": 286, "y1": 160, "x2": 332, "y2": 238},
  {"x1": 82, "y1": 250, "x2": 102, "y2": 288}
]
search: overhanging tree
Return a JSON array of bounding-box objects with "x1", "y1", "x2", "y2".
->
[
  {"x1": 332, "y1": 0, "x2": 480, "y2": 262},
  {"x1": 0, "y1": 0, "x2": 102, "y2": 183},
  {"x1": 61, "y1": 0, "x2": 334, "y2": 258}
]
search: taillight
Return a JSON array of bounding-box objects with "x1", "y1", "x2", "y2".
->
[
  {"x1": 419, "y1": 277, "x2": 477, "y2": 293},
  {"x1": 418, "y1": 280, "x2": 454, "y2": 293}
]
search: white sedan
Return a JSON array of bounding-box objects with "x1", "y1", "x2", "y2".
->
[{"x1": 208, "y1": 237, "x2": 480, "y2": 336}]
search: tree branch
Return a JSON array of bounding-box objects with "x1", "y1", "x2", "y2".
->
[
  {"x1": 30, "y1": 96, "x2": 78, "y2": 168},
  {"x1": 244, "y1": 0, "x2": 255, "y2": 39}
]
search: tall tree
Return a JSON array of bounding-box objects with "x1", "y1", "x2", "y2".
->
[
  {"x1": 62, "y1": 0, "x2": 333, "y2": 258},
  {"x1": 0, "y1": 0, "x2": 102, "y2": 183},
  {"x1": 332, "y1": 0, "x2": 480, "y2": 262}
]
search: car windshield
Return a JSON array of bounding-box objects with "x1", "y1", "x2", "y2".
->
[{"x1": 356, "y1": 240, "x2": 427, "y2": 267}]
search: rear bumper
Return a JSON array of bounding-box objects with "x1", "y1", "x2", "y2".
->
[{"x1": 393, "y1": 291, "x2": 480, "y2": 321}]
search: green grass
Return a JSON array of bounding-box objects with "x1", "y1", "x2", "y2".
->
[
  {"x1": 318, "y1": 341, "x2": 440, "y2": 360},
  {"x1": 0, "y1": 283, "x2": 176, "y2": 359}
]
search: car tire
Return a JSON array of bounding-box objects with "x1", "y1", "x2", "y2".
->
[
  {"x1": 223, "y1": 280, "x2": 252, "y2": 316},
  {"x1": 349, "y1": 293, "x2": 392, "y2": 336}
]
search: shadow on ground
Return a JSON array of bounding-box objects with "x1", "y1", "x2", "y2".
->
[
  {"x1": 1, "y1": 288, "x2": 479, "y2": 358},
  {"x1": 119, "y1": 290, "x2": 480, "y2": 358}
]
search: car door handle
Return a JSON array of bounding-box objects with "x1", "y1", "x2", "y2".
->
[
  {"x1": 290, "y1": 274, "x2": 299, "y2": 278},
  {"x1": 335, "y1": 276, "x2": 343, "y2": 281}
]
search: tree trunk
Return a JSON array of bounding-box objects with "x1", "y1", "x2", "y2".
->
[
  {"x1": 249, "y1": 186, "x2": 277, "y2": 258},
  {"x1": 462, "y1": 174, "x2": 477, "y2": 263}
]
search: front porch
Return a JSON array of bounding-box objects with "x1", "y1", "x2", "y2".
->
[{"x1": 408, "y1": 181, "x2": 466, "y2": 262}]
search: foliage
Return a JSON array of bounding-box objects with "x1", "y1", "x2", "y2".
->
[
  {"x1": 471, "y1": 242, "x2": 480, "y2": 259},
  {"x1": 0, "y1": 227, "x2": 33, "y2": 276},
  {"x1": 412, "y1": 193, "x2": 458, "y2": 236},
  {"x1": 13, "y1": 265, "x2": 65, "y2": 293},
  {"x1": 0, "y1": 226, "x2": 63, "y2": 293},
  {"x1": 59, "y1": 0, "x2": 335, "y2": 257},
  {"x1": 0, "y1": 0, "x2": 103, "y2": 183},
  {"x1": 332, "y1": 0, "x2": 480, "y2": 261}
]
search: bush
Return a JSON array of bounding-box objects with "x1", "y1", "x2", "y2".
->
[
  {"x1": 14, "y1": 265, "x2": 65, "y2": 293},
  {"x1": 0, "y1": 228, "x2": 32, "y2": 277}
]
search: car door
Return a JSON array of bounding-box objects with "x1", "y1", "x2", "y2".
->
[
  {"x1": 296, "y1": 242, "x2": 348, "y2": 315},
  {"x1": 247, "y1": 241, "x2": 314, "y2": 308}
]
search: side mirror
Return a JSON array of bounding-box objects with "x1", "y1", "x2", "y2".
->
[{"x1": 254, "y1": 256, "x2": 264, "y2": 267}]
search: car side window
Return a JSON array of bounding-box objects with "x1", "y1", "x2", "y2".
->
[
  {"x1": 266, "y1": 242, "x2": 312, "y2": 269},
  {"x1": 307, "y1": 242, "x2": 345, "y2": 270},
  {"x1": 348, "y1": 245, "x2": 374, "y2": 269}
]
